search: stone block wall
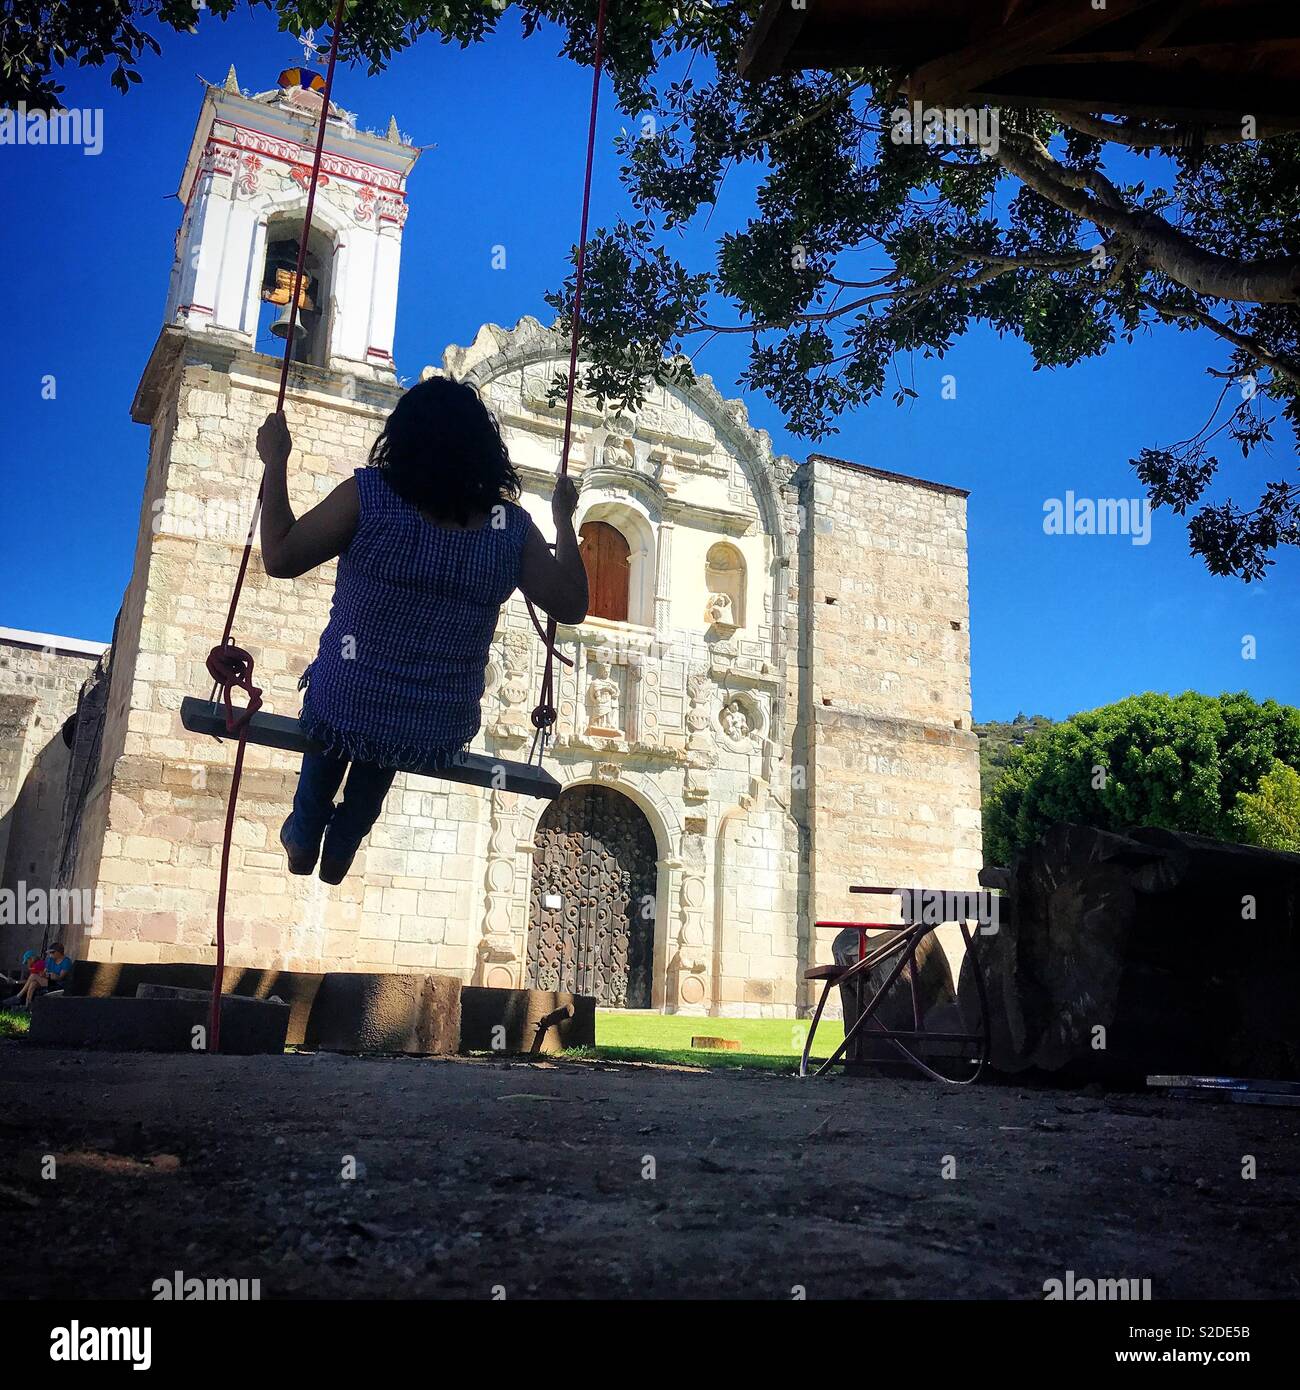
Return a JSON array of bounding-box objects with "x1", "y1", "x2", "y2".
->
[
  {"x1": 0, "y1": 631, "x2": 107, "y2": 962},
  {"x1": 798, "y1": 455, "x2": 982, "y2": 986},
  {"x1": 70, "y1": 336, "x2": 484, "y2": 975}
]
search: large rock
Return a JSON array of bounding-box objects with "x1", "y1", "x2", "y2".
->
[
  {"x1": 28, "y1": 993, "x2": 289, "y2": 1055},
  {"x1": 304, "y1": 972, "x2": 461, "y2": 1055},
  {"x1": 459, "y1": 986, "x2": 596, "y2": 1055}
]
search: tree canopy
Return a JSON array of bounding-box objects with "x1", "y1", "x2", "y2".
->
[
  {"x1": 983, "y1": 691, "x2": 1300, "y2": 864},
  {"x1": 7, "y1": 0, "x2": 1298, "y2": 577}
]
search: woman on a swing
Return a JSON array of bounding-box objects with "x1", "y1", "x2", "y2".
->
[{"x1": 256, "y1": 376, "x2": 588, "y2": 884}]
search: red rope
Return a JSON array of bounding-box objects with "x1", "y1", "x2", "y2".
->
[
  {"x1": 529, "y1": 0, "x2": 610, "y2": 758},
  {"x1": 206, "y1": 0, "x2": 347, "y2": 1053}
]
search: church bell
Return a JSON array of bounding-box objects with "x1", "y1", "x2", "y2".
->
[
  {"x1": 262, "y1": 241, "x2": 314, "y2": 341},
  {"x1": 269, "y1": 300, "x2": 307, "y2": 341}
]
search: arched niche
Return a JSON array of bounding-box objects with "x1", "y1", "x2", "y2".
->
[{"x1": 705, "y1": 541, "x2": 747, "y2": 630}]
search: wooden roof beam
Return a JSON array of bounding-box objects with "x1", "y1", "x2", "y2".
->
[
  {"x1": 738, "y1": 0, "x2": 813, "y2": 80},
  {"x1": 908, "y1": 0, "x2": 1170, "y2": 104},
  {"x1": 967, "y1": 69, "x2": 1300, "y2": 126}
]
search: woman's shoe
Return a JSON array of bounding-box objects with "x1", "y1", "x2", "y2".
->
[
  {"x1": 280, "y1": 814, "x2": 323, "y2": 875},
  {"x1": 318, "y1": 825, "x2": 360, "y2": 885}
]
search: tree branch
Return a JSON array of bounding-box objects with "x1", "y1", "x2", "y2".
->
[
  {"x1": 994, "y1": 132, "x2": 1300, "y2": 304},
  {"x1": 1050, "y1": 108, "x2": 1294, "y2": 150},
  {"x1": 1139, "y1": 293, "x2": 1300, "y2": 388},
  {"x1": 688, "y1": 253, "x2": 1031, "y2": 337}
]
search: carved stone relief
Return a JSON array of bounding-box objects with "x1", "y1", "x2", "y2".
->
[{"x1": 584, "y1": 657, "x2": 622, "y2": 736}]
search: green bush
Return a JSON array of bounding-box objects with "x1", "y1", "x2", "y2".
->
[
  {"x1": 983, "y1": 692, "x2": 1300, "y2": 865},
  {"x1": 1236, "y1": 760, "x2": 1300, "y2": 852}
]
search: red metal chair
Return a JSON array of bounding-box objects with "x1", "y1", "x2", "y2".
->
[{"x1": 800, "y1": 886, "x2": 991, "y2": 1084}]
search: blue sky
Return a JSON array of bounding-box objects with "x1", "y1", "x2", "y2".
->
[{"x1": 1, "y1": 7, "x2": 1295, "y2": 723}]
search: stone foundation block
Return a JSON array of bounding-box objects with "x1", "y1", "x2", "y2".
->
[
  {"x1": 459, "y1": 986, "x2": 596, "y2": 1055},
  {"x1": 64, "y1": 960, "x2": 461, "y2": 1055},
  {"x1": 28, "y1": 992, "x2": 289, "y2": 1055},
  {"x1": 303, "y1": 972, "x2": 461, "y2": 1055}
]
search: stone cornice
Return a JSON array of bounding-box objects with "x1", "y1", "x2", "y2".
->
[
  {"x1": 663, "y1": 498, "x2": 755, "y2": 536},
  {"x1": 177, "y1": 86, "x2": 420, "y2": 208},
  {"x1": 131, "y1": 326, "x2": 403, "y2": 426}
]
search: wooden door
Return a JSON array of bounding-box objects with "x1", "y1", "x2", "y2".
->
[
  {"x1": 528, "y1": 786, "x2": 657, "y2": 1007},
  {"x1": 579, "y1": 520, "x2": 630, "y2": 623}
]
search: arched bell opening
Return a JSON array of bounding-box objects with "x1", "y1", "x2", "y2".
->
[{"x1": 255, "y1": 217, "x2": 334, "y2": 366}]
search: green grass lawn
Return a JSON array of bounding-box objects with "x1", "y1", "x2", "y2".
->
[
  {"x1": 0, "y1": 1007, "x2": 30, "y2": 1040},
  {"x1": 571, "y1": 1010, "x2": 845, "y2": 1071},
  {"x1": 0, "y1": 998, "x2": 839, "y2": 1067}
]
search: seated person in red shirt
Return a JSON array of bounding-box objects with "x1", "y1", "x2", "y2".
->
[{"x1": 0, "y1": 948, "x2": 39, "y2": 990}]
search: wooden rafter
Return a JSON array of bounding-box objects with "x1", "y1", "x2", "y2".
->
[
  {"x1": 738, "y1": 0, "x2": 1300, "y2": 124},
  {"x1": 909, "y1": 0, "x2": 1166, "y2": 104}
]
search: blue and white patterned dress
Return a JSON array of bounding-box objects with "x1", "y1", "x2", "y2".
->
[{"x1": 299, "y1": 466, "x2": 530, "y2": 769}]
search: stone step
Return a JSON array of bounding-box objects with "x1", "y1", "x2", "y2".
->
[{"x1": 459, "y1": 986, "x2": 596, "y2": 1054}]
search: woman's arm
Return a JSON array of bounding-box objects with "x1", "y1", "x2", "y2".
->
[
  {"x1": 256, "y1": 411, "x2": 360, "y2": 579},
  {"x1": 518, "y1": 476, "x2": 588, "y2": 626}
]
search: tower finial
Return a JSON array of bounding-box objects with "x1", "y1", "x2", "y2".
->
[
  {"x1": 386, "y1": 115, "x2": 401, "y2": 144},
  {"x1": 223, "y1": 64, "x2": 239, "y2": 94}
]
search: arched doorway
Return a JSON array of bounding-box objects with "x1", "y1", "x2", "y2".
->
[{"x1": 528, "y1": 786, "x2": 657, "y2": 1008}]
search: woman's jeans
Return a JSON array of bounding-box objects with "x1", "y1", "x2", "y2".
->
[{"x1": 287, "y1": 750, "x2": 396, "y2": 861}]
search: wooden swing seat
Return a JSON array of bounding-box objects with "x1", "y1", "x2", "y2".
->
[{"x1": 180, "y1": 697, "x2": 561, "y2": 799}]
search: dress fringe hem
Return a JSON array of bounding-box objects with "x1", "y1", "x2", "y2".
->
[{"x1": 299, "y1": 709, "x2": 473, "y2": 774}]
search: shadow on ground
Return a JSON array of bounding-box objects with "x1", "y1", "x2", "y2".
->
[{"x1": 2, "y1": 1042, "x2": 1296, "y2": 1299}]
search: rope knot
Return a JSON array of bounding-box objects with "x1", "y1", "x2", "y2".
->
[{"x1": 206, "y1": 642, "x2": 263, "y2": 735}]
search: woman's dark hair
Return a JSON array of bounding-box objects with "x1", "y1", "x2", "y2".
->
[{"x1": 369, "y1": 376, "x2": 521, "y2": 523}]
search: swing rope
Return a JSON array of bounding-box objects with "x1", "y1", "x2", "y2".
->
[
  {"x1": 527, "y1": 0, "x2": 610, "y2": 764},
  {"x1": 202, "y1": 0, "x2": 609, "y2": 1050},
  {"x1": 204, "y1": 0, "x2": 347, "y2": 1053}
]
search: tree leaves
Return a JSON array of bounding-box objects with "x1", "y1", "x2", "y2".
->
[
  {"x1": 8, "y1": 0, "x2": 1297, "y2": 577},
  {"x1": 983, "y1": 692, "x2": 1300, "y2": 864}
]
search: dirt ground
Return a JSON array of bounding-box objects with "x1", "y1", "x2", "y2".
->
[{"x1": 2, "y1": 1042, "x2": 1297, "y2": 1301}]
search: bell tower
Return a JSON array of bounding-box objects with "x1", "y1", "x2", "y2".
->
[{"x1": 163, "y1": 65, "x2": 419, "y2": 375}]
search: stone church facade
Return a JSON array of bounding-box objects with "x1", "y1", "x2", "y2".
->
[{"x1": 0, "y1": 74, "x2": 982, "y2": 1015}]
